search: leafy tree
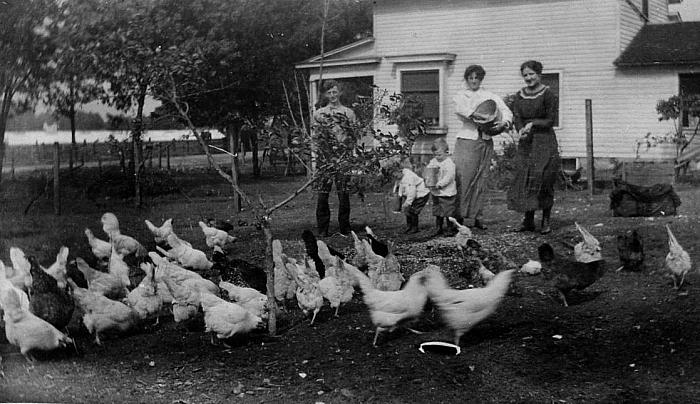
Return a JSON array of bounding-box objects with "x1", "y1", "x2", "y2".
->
[
  {"x1": 0, "y1": 0, "x2": 60, "y2": 184},
  {"x1": 43, "y1": 0, "x2": 105, "y2": 169}
]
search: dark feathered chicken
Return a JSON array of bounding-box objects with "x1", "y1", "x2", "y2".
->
[
  {"x1": 538, "y1": 243, "x2": 605, "y2": 307},
  {"x1": 364, "y1": 226, "x2": 389, "y2": 257},
  {"x1": 28, "y1": 256, "x2": 75, "y2": 330},
  {"x1": 212, "y1": 247, "x2": 267, "y2": 293},
  {"x1": 301, "y1": 229, "x2": 344, "y2": 279},
  {"x1": 617, "y1": 230, "x2": 644, "y2": 272}
]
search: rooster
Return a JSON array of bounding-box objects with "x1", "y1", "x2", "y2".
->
[
  {"x1": 573, "y1": 222, "x2": 602, "y2": 263},
  {"x1": 664, "y1": 225, "x2": 691, "y2": 290},
  {"x1": 617, "y1": 230, "x2": 644, "y2": 272},
  {"x1": 2, "y1": 288, "x2": 73, "y2": 362},
  {"x1": 421, "y1": 265, "x2": 514, "y2": 346},
  {"x1": 199, "y1": 221, "x2": 236, "y2": 249},
  {"x1": 348, "y1": 265, "x2": 429, "y2": 346},
  {"x1": 538, "y1": 243, "x2": 606, "y2": 307}
]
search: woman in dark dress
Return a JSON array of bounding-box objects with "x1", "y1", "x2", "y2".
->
[{"x1": 507, "y1": 60, "x2": 560, "y2": 234}]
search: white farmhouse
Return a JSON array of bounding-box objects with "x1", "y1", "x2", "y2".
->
[{"x1": 297, "y1": 0, "x2": 700, "y2": 172}]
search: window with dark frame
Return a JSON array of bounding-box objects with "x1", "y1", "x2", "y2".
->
[
  {"x1": 680, "y1": 73, "x2": 700, "y2": 128},
  {"x1": 400, "y1": 70, "x2": 440, "y2": 126},
  {"x1": 541, "y1": 72, "x2": 560, "y2": 127}
]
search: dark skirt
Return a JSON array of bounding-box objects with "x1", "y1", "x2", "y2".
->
[
  {"x1": 507, "y1": 130, "x2": 560, "y2": 212},
  {"x1": 453, "y1": 137, "x2": 494, "y2": 219},
  {"x1": 432, "y1": 194, "x2": 458, "y2": 217},
  {"x1": 402, "y1": 194, "x2": 430, "y2": 215}
]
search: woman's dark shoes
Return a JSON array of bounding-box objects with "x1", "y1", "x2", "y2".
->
[
  {"x1": 540, "y1": 219, "x2": 552, "y2": 235},
  {"x1": 515, "y1": 224, "x2": 535, "y2": 232},
  {"x1": 407, "y1": 226, "x2": 419, "y2": 234},
  {"x1": 473, "y1": 219, "x2": 487, "y2": 230}
]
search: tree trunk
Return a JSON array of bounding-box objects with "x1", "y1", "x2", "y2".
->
[
  {"x1": 133, "y1": 84, "x2": 147, "y2": 207},
  {"x1": 69, "y1": 102, "x2": 76, "y2": 171},
  {"x1": 229, "y1": 128, "x2": 241, "y2": 212},
  {"x1": 262, "y1": 219, "x2": 278, "y2": 336},
  {"x1": 251, "y1": 128, "x2": 260, "y2": 177}
]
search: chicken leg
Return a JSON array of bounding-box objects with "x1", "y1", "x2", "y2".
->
[
  {"x1": 372, "y1": 328, "x2": 382, "y2": 347},
  {"x1": 558, "y1": 290, "x2": 569, "y2": 307}
]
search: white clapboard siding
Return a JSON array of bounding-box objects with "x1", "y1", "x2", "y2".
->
[{"x1": 308, "y1": 0, "x2": 680, "y2": 159}]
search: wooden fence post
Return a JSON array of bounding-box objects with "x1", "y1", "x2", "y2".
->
[
  {"x1": 53, "y1": 142, "x2": 61, "y2": 216},
  {"x1": 585, "y1": 99, "x2": 595, "y2": 200},
  {"x1": 158, "y1": 144, "x2": 162, "y2": 169},
  {"x1": 98, "y1": 154, "x2": 102, "y2": 174},
  {"x1": 230, "y1": 133, "x2": 241, "y2": 212},
  {"x1": 10, "y1": 152, "x2": 15, "y2": 181},
  {"x1": 167, "y1": 147, "x2": 171, "y2": 170}
]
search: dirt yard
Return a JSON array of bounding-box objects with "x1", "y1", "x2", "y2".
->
[{"x1": 1, "y1": 168, "x2": 700, "y2": 403}]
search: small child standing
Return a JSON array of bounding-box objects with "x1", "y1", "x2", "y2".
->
[
  {"x1": 393, "y1": 157, "x2": 430, "y2": 234},
  {"x1": 426, "y1": 138, "x2": 457, "y2": 236}
]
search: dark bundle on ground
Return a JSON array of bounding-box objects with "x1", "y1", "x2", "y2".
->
[{"x1": 212, "y1": 248, "x2": 267, "y2": 293}]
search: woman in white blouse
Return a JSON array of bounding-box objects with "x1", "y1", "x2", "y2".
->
[{"x1": 453, "y1": 65, "x2": 512, "y2": 230}]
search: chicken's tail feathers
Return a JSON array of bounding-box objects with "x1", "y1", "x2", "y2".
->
[
  {"x1": 364, "y1": 226, "x2": 376, "y2": 238},
  {"x1": 351, "y1": 230, "x2": 361, "y2": 244},
  {"x1": 347, "y1": 263, "x2": 372, "y2": 292},
  {"x1": 145, "y1": 219, "x2": 157, "y2": 233},
  {"x1": 486, "y1": 269, "x2": 516, "y2": 296},
  {"x1": 447, "y1": 217, "x2": 460, "y2": 227}
]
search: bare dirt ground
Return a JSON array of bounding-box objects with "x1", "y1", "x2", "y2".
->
[{"x1": 1, "y1": 167, "x2": 700, "y2": 403}]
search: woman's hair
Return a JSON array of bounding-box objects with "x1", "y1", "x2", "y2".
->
[
  {"x1": 431, "y1": 137, "x2": 449, "y2": 153},
  {"x1": 463, "y1": 65, "x2": 486, "y2": 81},
  {"x1": 520, "y1": 60, "x2": 543, "y2": 75},
  {"x1": 321, "y1": 79, "x2": 340, "y2": 93}
]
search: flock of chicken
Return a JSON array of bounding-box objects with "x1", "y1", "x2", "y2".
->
[{"x1": 0, "y1": 210, "x2": 695, "y2": 362}]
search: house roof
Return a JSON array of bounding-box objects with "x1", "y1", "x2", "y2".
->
[
  {"x1": 295, "y1": 37, "x2": 377, "y2": 69},
  {"x1": 615, "y1": 22, "x2": 700, "y2": 67}
]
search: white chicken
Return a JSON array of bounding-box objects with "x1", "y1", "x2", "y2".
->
[
  {"x1": 422, "y1": 266, "x2": 514, "y2": 346},
  {"x1": 109, "y1": 247, "x2": 131, "y2": 288},
  {"x1": 449, "y1": 216, "x2": 472, "y2": 254},
  {"x1": 347, "y1": 265, "x2": 429, "y2": 346},
  {"x1": 318, "y1": 257, "x2": 356, "y2": 317},
  {"x1": 272, "y1": 240, "x2": 297, "y2": 307},
  {"x1": 0, "y1": 260, "x2": 30, "y2": 312},
  {"x1": 219, "y1": 281, "x2": 268, "y2": 320},
  {"x1": 286, "y1": 258, "x2": 324, "y2": 325},
  {"x1": 2, "y1": 288, "x2": 72, "y2": 362},
  {"x1": 198, "y1": 292, "x2": 264, "y2": 345},
  {"x1": 145, "y1": 218, "x2": 174, "y2": 245},
  {"x1": 665, "y1": 225, "x2": 692, "y2": 290},
  {"x1": 43, "y1": 246, "x2": 70, "y2": 289},
  {"x1": 68, "y1": 279, "x2": 140, "y2": 345},
  {"x1": 573, "y1": 222, "x2": 602, "y2": 263},
  {"x1": 6, "y1": 247, "x2": 32, "y2": 292},
  {"x1": 74, "y1": 257, "x2": 129, "y2": 299},
  {"x1": 125, "y1": 262, "x2": 163, "y2": 324},
  {"x1": 101, "y1": 212, "x2": 147, "y2": 257},
  {"x1": 158, "y1": 234, "x2": 213, "y2": 271},
  {"x1": 160, "y1": 273, "x2": 202, "y2": 323},
  {"x1": 350, "y1": 231, "x2": 368, "y2": 270},
  {"x1": 199, "y1": 221, "x2": 236, "y2": 249},
  {"x1": 84, "y1": 228, "x2": 112, "y2": 264}
]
